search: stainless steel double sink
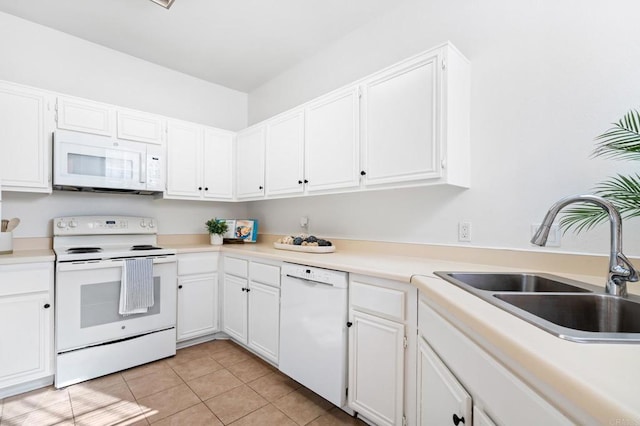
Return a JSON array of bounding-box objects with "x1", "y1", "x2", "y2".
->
[{"x1": 434, "y1": 272, "x2": 640, "y2": 343}]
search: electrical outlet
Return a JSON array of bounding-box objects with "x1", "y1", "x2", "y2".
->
[
  {"x1": 300, "y1": 216, "x2": 309, "y2": 231},
  {"x1": 458, "y1": 222, "x2": 471, "y2": 242},
  {"x1": 531, "y1": 223, "x2": 561, "y2": 247}
]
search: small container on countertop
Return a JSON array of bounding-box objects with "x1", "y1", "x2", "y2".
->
[{"x1": 0, "y1": 231, "x2": 13, "y2": 255}]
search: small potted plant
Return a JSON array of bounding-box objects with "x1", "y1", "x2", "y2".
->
[{"x1": 206, "y1": 218, "x2": 228, "y2": 245}]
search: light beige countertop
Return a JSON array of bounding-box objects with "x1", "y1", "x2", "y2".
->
[
  {"x1": 0, "y1": 249, "x2": 55, "y2": 265},
  {"x1": 7, "y1": 234, "x2": 639, "y2": 421},
  {"x1": 210, "y1": 236, "x2": 639, "y2": 423},
  {"x1": 169, "y1": 244, "x2": 222, "y2": 254},
  {"x1": 413, "y1": 275, "x2": 640, "y2": 424}
]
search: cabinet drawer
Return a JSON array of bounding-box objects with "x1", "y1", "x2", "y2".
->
[
  {"x1": 178, "y1": 252, "x2": 219, "y2": 276},
  {"x1": 224, "y1": 256, "x2": 248, "y2": 277},
  {"x1": 350, "y1": 280, "x2": 405, "y2": 321},
  {"x1": 250, "y1": 262, "x2": 280, "y2": 287},
  {"x1": 0, "y1": 263, "x2": 52, "y2": 296}
]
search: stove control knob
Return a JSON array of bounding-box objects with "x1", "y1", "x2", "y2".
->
[
  {"x1": 69, "y1": 220, "x2": 77, "y2": 228},
  {"x1": 140, "y1": 220, "x2": 146, "y2": 228},
  {"x1": 57, "y1": 221, "x2": 67, "y2": 229},
  {"x1": 148, "y1": 221, "x2": 155, "y2": 228}
]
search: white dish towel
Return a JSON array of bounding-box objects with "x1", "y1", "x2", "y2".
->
[{"x1": 119, "y1": 258, "x2": 155, "y2": 315}]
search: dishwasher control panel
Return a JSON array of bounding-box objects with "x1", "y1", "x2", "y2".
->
[{"x1": 281, "y1": 263, "x2": 348, "y2": 288}]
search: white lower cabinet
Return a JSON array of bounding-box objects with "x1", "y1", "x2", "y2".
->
[
  {"x1": 222, "y1": 256, "x2": 280, "y2": 363},
  {"x1": 246, "y1": 281, "x2": 280, "y2": 362},
  {"x1": 348, "y1": 274, "x2": 417, "y2": 426},
  {"x1": 222, "y1": 274, "x2": 249, "y2": 342},
  {"x1": 349, "y1": 310, "x2": 405, "y2": 426},
  {"x1": 176, "y1": 252, "x2": 219, "y2": 342},
  {"x1": 473, "y1": 407, "x2": 497, "y2": 426},
  {"x1": 0, "y1": 262, "x2": 54, "y2": 398},
  {"x1": 418, "y1": 294, "x2": 572, "y2": 425},
  {"x1": 418, "y1": 337, "x2": 472, "y2": 425}
]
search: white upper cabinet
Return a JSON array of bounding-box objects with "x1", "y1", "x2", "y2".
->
[
  {"x1": 166, "y1": 119, "x2": 203, "y2": 198},
  {"x1": 236, "y1": 125, "x2": 266, "y2": 199},
  {"x1": 361, "y1": 43, "x2": 470, "y2": 189},
  {"x1": 56, "y1": 96, "x2": 115, "y2": 136},
  {"x1": 57, "y1": 96, "x2": 167, "y2": 145},
  {"x1": 203, "y1": 127, "x2": 234, "y2": 200},
  {"x1": 265, "y1": 109, "x2": 305, "y2": 197},
  {"x1": 166, "y1": 121, "x2": 234, "y2": 201},
  {"x1": 0, "y1": 81, "x2": 54, "y2": 193},
  {"x1": 304, "y1": 87, "x2": 360, "y2": 193},
  {"x1": 361, "y1": 52, "x2": 439, "y2": 186},
  {"x1": 117, "y1": 108, "x2": 164, "y2": 144}
]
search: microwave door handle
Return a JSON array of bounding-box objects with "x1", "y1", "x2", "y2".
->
[{"x1": 140, "y1": 152, "x2": 146, "y2": 184}]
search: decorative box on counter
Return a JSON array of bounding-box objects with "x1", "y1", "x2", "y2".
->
[{"x1": 221, "y1": 219, "x2": 259, "y2": 243}]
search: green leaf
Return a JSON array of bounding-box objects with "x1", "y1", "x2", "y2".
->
[
  {"x1": 593, "y1": 110, "x2": 640, "y2": 161},
  {"x1": 560, "y1": 174, "x2": 640, "y2": 233}
]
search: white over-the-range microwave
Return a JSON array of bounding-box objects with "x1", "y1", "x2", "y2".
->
[{"x1": 53, "y1": 130, "x2": 164, "y2": 195}]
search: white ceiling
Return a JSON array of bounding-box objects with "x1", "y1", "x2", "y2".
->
[{"x1": 0, "y1": 0, "x2": 407, "y2": 92}]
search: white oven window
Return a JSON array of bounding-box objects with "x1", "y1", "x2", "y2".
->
[
  {"x1": 80, "y1": 278, "x2": 161, "y2": 328},
  {"x1": 68, "y1": 153, "x2": 134, "y2": 179}
]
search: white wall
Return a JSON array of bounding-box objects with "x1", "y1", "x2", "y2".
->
[
  {"x1": 247, "y1": 0, "x2": 640, "y2": 256},
  {"x1": 0, "y1": 11, "x2": 249, "y2": 237},
  {"x1": 0, "y1": 11, "x2": 247, "y2": 131},
  {"x1": 3, "y1": 191, "x2": 247, "y2": 238}
]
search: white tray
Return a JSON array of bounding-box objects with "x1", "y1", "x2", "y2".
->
[{"x1": 273, "y1": 242, "x2": 335, "y2": 253}]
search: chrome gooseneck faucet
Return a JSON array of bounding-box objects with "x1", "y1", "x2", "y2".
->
[{"x1": 531, "y1": 194, "x2": 638, "y2": 297}]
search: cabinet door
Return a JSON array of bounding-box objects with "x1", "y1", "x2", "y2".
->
[
  {"x1": 418, "y1": 337, "x2": 472, "y2": 426},
  {"x1": 247, "y1": 281, "x2": 280, "y2": 363},
  {"x1": 361, "y1": 51, "x2": 441, "y2": 186},
  {"x1": 305, "y1": 87, "x2": 360, "y2": 193},
  {"x1": 473, "y1": 406, "x2": 497, "y2": 426},
  {"x1": 265, "y1": 110, "x2": 305, "y2": 196},
  {"x1": 203, "y1": 127, "x2": 234, "y2": 200},
  {"x1": 348, "y1": 310, "x2": 404, "y2": 426},
  {"x1": 236, "y1": 125, "x2": 266, "y2": 199},
  {"x1": 166, "y1": 119, "x2": 203, "y2": 198},
  {"x1": 56, "y1": 96, "x2": 115, "y2": 136},
  {"x1": 222, "y1": 274, "x2": 248, "y2": 343},
  {"x1": 117, "y1": 108, "x2": 164, "y2": 144},
  {"x1": 0, "y1": 292, "x2": 52, "y2": 387},
  {"x1": 177, "y1": 273, "x2": 218, "y2": 342},
  {"x1": 0, "y1": 82, "x2": 53, "y2": 192}
]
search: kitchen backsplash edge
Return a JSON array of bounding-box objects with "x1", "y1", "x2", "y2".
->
[{"x1": 10, "y1": 233, "x2": 628, "y2": 279}]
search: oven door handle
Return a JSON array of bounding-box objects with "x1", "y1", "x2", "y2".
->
[{"x1": 57, "y1": 256, "x2": 175, "y2": 272}]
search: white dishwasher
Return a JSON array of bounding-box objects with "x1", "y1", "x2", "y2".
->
[{"x1": 279, "y1": 262, "x2": 349, "y2": 407}]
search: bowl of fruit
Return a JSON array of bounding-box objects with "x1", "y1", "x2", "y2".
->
[{"x1": 274, "y1": 234, "x2": 335, "y2": 253}]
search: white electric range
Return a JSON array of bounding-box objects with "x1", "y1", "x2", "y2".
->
[{"x1": 53, "y1": 215, "x2": 177, "y2": 388}]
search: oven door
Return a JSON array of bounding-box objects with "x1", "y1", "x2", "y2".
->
[
  {"x1": 55, "y1": 256, "x2": 176, "y2": 352},
  {"x1": 53, "y1": 130, "x2": 146, "y2": 191}
]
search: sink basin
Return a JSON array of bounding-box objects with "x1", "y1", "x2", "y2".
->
[
  {"x1": 494, "y1": 294, "x2": 640, "y2": 334},
  {"x1": 493, "y1": 294, "x2": 640, "y2": 342},
  {"x1": 436, "y1": 272, "x2": 591, "y2": 293},
  {"x1": 434, "y1": 271, "x2": 640, "y2": 343}
]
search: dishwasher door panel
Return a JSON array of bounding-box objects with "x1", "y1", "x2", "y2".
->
[{"x1": 279, "y1": 276, "x2": 348, "y2": 407}]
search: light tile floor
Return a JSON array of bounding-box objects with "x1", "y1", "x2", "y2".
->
[{"x1": 0, "y1": 340, "x2": 366, "y2": 426}]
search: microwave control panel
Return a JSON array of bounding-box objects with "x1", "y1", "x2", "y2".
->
[{"x1": 146, "y1": 145, "x2": 164, "y2": 191}]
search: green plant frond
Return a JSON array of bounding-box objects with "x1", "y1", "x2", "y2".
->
[
  {"x1": 560, "y1": 205, "x2": 609, "y2": 234},
  {"x1": 593, "y1": 110, "x2": 640, "y2": 161},
  {"x1": 559, "y1": 174, "x2": 640, "y2": 233}
]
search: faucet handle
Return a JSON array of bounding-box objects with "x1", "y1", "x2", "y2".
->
[{"x1": 617, "y1": 253, "x2": 639, "y2": 282}]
